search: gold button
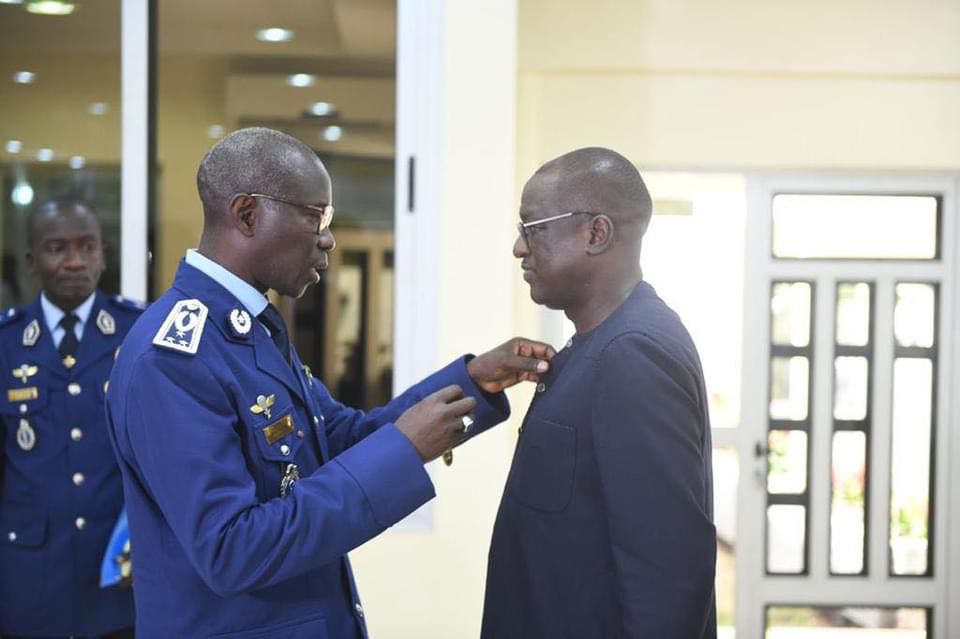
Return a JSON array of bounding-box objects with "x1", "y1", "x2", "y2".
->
[
  {"x1": 68, "y1": 383, "x2": 81, "y2": 396},
  {"x1": 536, "y1": 382, "x2": 546, "y2": 393},
  {"x1": 7, "y1": 531, "x2": 16, "y2": 542},
  {"x1": 72, "y1": 472, "x2": 85, "y2": 486},
  {"x1": 280, "y1": 444, "x2": 290, "y2": 456},
  {"x1": 70, "y1": 428, "x2": 83, "y2": 441},
  {"x1": 75, "y1": 517, "x2": 86, "y2": 530}
]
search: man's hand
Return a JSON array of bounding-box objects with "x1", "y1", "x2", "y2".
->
[
  {"x1": 467, "y1": 337, "x2": 557, "y2": 394},
  {"x1": 394, "y1": 385, "x2": 477, "y2": 462}
]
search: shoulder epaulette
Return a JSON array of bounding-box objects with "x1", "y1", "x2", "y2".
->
[
  {"x1": 152, "y1": 299, "x2": 208, "y2": 355},
  {"x1": 0, "y1": 307, "x2": 23, "y2": 328}
]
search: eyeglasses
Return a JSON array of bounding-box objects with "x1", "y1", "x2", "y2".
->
[
  {"x1": 516, "y1": 211, "x2": 595, "y2": 244},
  {"x1": 248, "y1": 193, "x2": 335, "y2": 234}
]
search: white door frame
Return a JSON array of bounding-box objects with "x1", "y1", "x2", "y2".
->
[
  {"x1": 120, "y1": 0, "x2": 150, "y2": 301},
  {"x1": 737, "y1": 172, "x2": 959, "y2": 638}
]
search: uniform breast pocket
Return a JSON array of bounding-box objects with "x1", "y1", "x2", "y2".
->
[
  {"x1": 251, "y1": 406, "x2": 304, "y2": 498},
  {"x1": 512, "y1": 416, "x2": 577, "y2": 513},
  {"x1": 1, "y1": 385, "x2": 50, "y2": 454}
]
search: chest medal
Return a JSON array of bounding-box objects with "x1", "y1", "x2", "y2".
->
[{"x1": 16, "y1": 418, "x2": 36, "y2": 451}]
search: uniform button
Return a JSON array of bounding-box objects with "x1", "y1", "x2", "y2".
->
[
  {"x1": 355, "y1": 602, "x2": 364, "y2": 618},
  {"x1": 72, "y1": 472, "x2": 85, "y2": 486},
  {"x1": 536, "y1": 382, "x2": 546, "y2": 393},
  {"x1": 75, "y1": 517, "x2": 86, "y2": 530},
  {"x1": 68, "y1": 383, "x2": 82, "y2": 396},
  {"x1": 7, "y1": 531, "x2": 16, "y2": 542},
  {"x1": 565, "y1": 338, "x2": 573, "y2": 348},
  {"x1": 19, "y1": 404, "x2": 27, "y2": 414},
  {"x1": 70, "y1": 428, "x2": 83, "y2": 441},
  {"x1": 297, "y1": 430, "x2": 305, "y2": 439},
  {"x1": 280, "y1": 444, "x2": 290, "y2": 456},
  {"x1": 313, "y1": 416, "x2": 320, "y2": 425}
]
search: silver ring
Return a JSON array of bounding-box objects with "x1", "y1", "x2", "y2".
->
[{"x1": 460, "y1": 415, "x2": 474, "y2": 433}]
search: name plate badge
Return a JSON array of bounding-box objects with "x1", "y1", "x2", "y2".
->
[
  {"x1": 262, "y1": 414, "x2": 294, "y2": 445},
  {"x1": 8, "y1": 387, "x2": 38, "y2": 402}
]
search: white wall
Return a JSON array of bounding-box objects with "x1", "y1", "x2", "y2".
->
[{"x1": 349, "y1": 2, "x2": 523, "y2": 637}]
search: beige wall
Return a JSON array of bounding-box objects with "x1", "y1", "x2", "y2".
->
[{"x1": 518, "y1": 0, "x2": 960, "y2": 171}]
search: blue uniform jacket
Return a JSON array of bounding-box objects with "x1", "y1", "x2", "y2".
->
[
  {"x1": 0, "y1": 291, "x2": 141, "y2": 636},
  {"x1": 106, "y1": 261, "x2": 510, "y2": 639},
  {"x1": 482, "y1": 281, "x2": 717, "y2": 639}
]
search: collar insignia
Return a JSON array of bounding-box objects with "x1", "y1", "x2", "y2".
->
[
  {"x1": 97, "y1": 309, "x2": 116, "y2": 335},
  {"x1": 22, "y1": 320, "x2": 40, "y2": 347},
  {"x1": 228, "y1": 308, "x2": 252, "y2": 338}
]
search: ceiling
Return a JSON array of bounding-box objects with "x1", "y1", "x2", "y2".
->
[
  {"x1": 0, "y1": 0, "x2": 395, "y2": 60},
  {"x1": 0, "y1": 0, "x2": 396, "y2": 155}
]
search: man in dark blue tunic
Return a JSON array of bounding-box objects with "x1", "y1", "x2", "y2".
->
[{"x1": 482, "y1": 148, "x2": 717, "y2": 639}]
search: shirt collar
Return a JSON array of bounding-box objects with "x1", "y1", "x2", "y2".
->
[
  {"x1": 185, "y1": 249, "x2": 268, "y2": 316},
  {"x1": 40, "y1": 290, "x2": 97, "y2": 335}
]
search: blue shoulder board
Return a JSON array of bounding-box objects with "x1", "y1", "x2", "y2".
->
[
  {"x1": 110, "y1": 294, "x2": 147, "y2": 313},
  {"x1": 0, "y1": 307, "x2": 22, "y2": 328}
]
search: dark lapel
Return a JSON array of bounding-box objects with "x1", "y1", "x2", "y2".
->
[
  {"x1": 290, "y1": 348, "x2": 329, "y2": 461},
  {"x1": 251, "y1": 327, "x2": 308, "y2": 409},
  {"x1": 72, "y1": 291, "x2": 118, "y2": 377},
  {"x1": 21, "y1": 295, "x2": 68, "y2": 382}
]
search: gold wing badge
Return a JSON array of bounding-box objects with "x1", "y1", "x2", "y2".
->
[
  {"x1": 250, "y1": 394, "x2": 276, "y2": 420},
  {"x1": 12, "y1": 364, "x2": 38, "y2": 384}
]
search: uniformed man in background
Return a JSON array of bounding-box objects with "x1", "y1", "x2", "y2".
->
[{"x1": 0, "y1": 198, "x2": 140, "y2": 638}]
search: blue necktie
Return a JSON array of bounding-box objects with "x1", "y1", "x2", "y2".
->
[
  {"x1": 58, "y1": 313, "x2": 80, "y2": 358},
  {"x1": 258, "y1": 303, "x2": 291, "y2": 364}
]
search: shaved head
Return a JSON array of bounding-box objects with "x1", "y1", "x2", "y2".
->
[
  {"x1": 196, "y1": 127, "x2": 328, "y2": 228},
  {"x1": 531, "y1": 147, "x2": 652, "y2": 244}
]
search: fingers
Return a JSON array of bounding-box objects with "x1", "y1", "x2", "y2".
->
[
  {"x1": 513, "y1": 338, "x2": 557, "y2": 361},
  {"x1": 446, "y1": 395, "x2": 477, "y2": 418},
  {"x1": 501, "y1": 353, "x2": 550, "y2": 374},
  {"x1": 432, "y1": 384, "x2": 465, "y2": 403}
]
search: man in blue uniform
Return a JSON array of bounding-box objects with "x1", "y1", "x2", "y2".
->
[
  {"x1": 0, "y1": 199, "x2": 140, "y2": 637},
  {"x1": 482, "y1": 148, "x2": 717, "y2": 638},
  {"x1": 105, "y1": 127, "x2": 554, "y2": 639}
]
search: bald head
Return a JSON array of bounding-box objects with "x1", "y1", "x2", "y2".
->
[
  {"x1": 196, "y1": 127, "x2": 328, "y2": 227},
  {"x1": 531, "y1": 147, "x2": 652, "y2": 242}
]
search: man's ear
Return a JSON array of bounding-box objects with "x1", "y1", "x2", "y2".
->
[
  {"x1": 586, "y1": 214, "x2": 614, "y2": 255},
  {"x1": 230, "y1": 194, "x2": 259, "y2": 237}
]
